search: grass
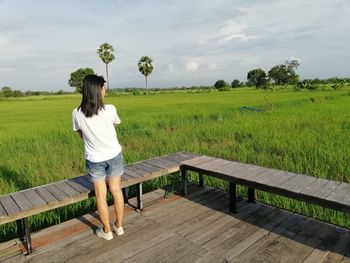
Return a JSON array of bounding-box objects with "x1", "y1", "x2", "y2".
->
[{"x1": 1, "y1": 87, "x2": 350, "y2": 241}]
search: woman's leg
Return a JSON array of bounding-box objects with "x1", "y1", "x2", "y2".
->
[
  {"x1": 108, "y1": 176, "x2": 124, "y2": 228},
  {"x1": 94, "y1": 180, "x2": 111, "y2": 232}
]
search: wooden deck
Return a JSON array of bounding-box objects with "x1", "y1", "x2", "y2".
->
[{"x1": 1, "y1": 184, "x2": 350, "y2": 263}]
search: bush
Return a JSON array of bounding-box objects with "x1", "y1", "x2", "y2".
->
[
  {"x1": 295, "y1": 80, "x2": 318, "y2": 91},
  {"x1": 214, "y1": 80, "x2": 228, "y2": 89},
  {"x1": 231, "y1": 79, "x2": 242, "y2": 88},
  {"x1": 2, "y1": 87, "x2": 13, "y2": 97},
  {"x1": 218, "y1": 86, "x2": 231, "y2": 92},
  {"x1": 13, "y1": 90, "x2": 24, "y2": 97}
]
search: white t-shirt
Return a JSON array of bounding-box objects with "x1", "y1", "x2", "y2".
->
[{"x1": 72, "y1": 104, "x2": 122, "y2": 162}]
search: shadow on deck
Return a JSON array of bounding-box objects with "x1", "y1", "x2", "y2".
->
[{"x1": 1, "y1": 184, "x2": 350, "y2": 263}]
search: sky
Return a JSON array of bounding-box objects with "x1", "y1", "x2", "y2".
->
[{"x1": 0, "y1": 0, "x2": 349, "y2": 91}]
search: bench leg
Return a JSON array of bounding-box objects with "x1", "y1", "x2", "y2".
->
[
  {"x1": 122, "y1": 187, "x2": 129, "y2": 204},
  {"x1": 248, "y1": 187, "x2": 255, "y2": 203},
  {"x1": 199, "y1": 173, "x2": 204, "y2": 186},
  {"x1": 136, "y1": 183, "x2": 143, "y2": 211},
  {"x1": 229, "y1": 182, "x2": 237, "y2": 213},
  {"x1": 17, "y1": 218, "x2": 33, "y2": 254},
  {"x1": 181, "y1": 169, "x2": 188, "y2": 195}
]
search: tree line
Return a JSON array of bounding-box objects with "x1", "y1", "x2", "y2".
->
[
  {"x1": 213, "y1": 59, "x2": 349, "y2": 91},
  {"x1": 2, "y1": 53, "x2": 350, "y2": 97}
]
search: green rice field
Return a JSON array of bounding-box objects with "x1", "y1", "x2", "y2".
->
[{"x1": 1, "y1": 88, "x2": 350, "y2": 241}]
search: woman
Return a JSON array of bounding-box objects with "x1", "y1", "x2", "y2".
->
[{"x1": 72, "y1": 74, "x2": 124, "y2": 240}]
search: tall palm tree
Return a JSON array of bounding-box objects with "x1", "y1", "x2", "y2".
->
[
  {"x1": 97, "y1": 43, "x2": 115, "y2": 91},
  {"x1": 138, "y1": 56, "x2": 154, "y2": 94}
]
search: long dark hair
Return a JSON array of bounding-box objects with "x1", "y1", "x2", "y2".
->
[{"x1": 79, "y1": 75, "x2": 105, "y2": 117}]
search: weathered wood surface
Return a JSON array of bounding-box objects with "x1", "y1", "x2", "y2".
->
[
  {"x1": 181, "y1": 155, "x2": 350, "y2": 212},
  {"x1": 3, "y1": 186, "x2": 350, "y2": 263},
  {"x1": 0, "y1": 152, "x2": 198, "y2": 225}
]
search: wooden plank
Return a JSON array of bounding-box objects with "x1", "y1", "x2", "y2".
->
[
  {"x1": 0, "y1": 196, "x2": 21, "y2": 216},
  {"x1": 219, "y1": 164, "x2": 254, "y2": 178},
  {"x1": 233, "y1": 214, "x2": 310, "y2": 262},
  {"x1": 279, "y1": 173, "x2": 316, "y2": 193},
  {"x1": 120, "y1": 173, "x2": 134, "y2": 181},
  {"x1": 177, "y1": 151, "x2": 201, "y2": 158},
  {"x1": 300, "y1": 178, "x2": 330, "y2": 196},
  {"x1": 161, "y1": 156, "x2": 185, "y2": 166},
  {"x1": 194, "y1": 251, "x2": 228, "y2": 263},
  {"x1": 200, "y1": 206, "x2": 264, "y2": 251},
  {"x1": 165, "y1": 152, "x2": 201, "y2": 163},
  {"x1": 313, "y1": 180, "x2": 342, "y2": 199},
  {"x1": 126, "y1": 164, "x2": 150, "y2": 177},
  {"x1": 35, "y1": 187, "x2": 58, "y2": 204},
  {"x1": 153, "y1": 192, "x2": 227, "y2": 226},
  {"x1": 165, "y1": 153, "x2": 191, "y2": 163},
  {"x1": 196, "y1": 158, "x2": 233, "y2": 172},
  {"x1": 122, "y1": 236, "x2": 182, "y2": 263},
  {"x1": 241, "y1": 166, "x2": 272, "y2": 181},
  {"x1": 254, "y1": 170, "x2": 296, "y2": 187},
  {"x1": 45, "y1": 184, "x2": 69, "y2": 201},
  {"x1": 133, "y1": 162, "x2": 163, "y2": 173},
  {"x1": 206, "y1": 207, "x2": 283, "y2": 256},
  {"x1": 146, "y1": 188, "x2": 226, "y2": 225},
  {"x1": 65, "y1": 179, "x2": 91, "y2": 194},
  {"x1": 216, "y1": 161, "x2": 246, "y2": 173},
  {"x1": 180, "y1": 156, "x2": 214, "y2": 166},
  {"x1": 182, "y1": 160, "x2": 248, "y2": 183},
  {"x1": 320, "y1": 232, "x2": 350, "y2": 262},
  {"x1": 225, "y1": 165, "x2": 267, "y2": 182},
  {"x1": 326, "y1": 182, "x2": 350, "y2": 206},
  {"x1": 72, "y1": 176, "x2": 94, "y2": 192},
  {"x1": 158, "y1": 239, "x2": 206, "y2": 263},
  {"x1": 0, "y1": 202, "x2": 7, "y2": 217},
  {"x1": 11, "y1": 191, "x2": 33, "y2": 211},
  {"x1": 55, "y1": 181, "x2": 80, "y2": 197},
  {"x1": 151, "y1": 156, "x2": 179, "y2": 166},
  {"x1": 143, "y1": 158, "x2": 177, "y2": 169},
  {"x1": 172, "y1": 201, "x2": 231, "y2": 237},
  {"x1": 123, "y1": 168, "x2": 142, "y2": 178},
  {"x1": 149, "y1": 156, "x2": 179, "y2": 167},
  {"x1": 21, "y1": 189, "x2": 47, "y2": 207}
]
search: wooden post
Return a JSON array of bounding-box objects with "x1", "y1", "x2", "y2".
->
[
  {"x1": 136, "y1": 183, "x2": 143, "y2": 211},
  {"x1": 199, "y1": 173, "x2": 204, "y2": 186},
  {"x1": 17, "y1": 218, "x2": 32, "y2": 254},
  {"x1": 181, "y1": 168, "x2": 188, "y2": 195},
  {"x1": 23, "y1": 218, "x2": 33, "y2": 254},
  {"x1": 248, "y1": 187, "x2": 255, "y2": 203},
  {"x1": 122, "y1": 187, "x2": 129, "y2": 204},
  {"x1": 229, "y1": 182, "x2": 237, "y2": 213}
]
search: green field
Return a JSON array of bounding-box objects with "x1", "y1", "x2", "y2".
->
[{"x1": 1, "y1": 88, "x2": 350, "y2": 241}]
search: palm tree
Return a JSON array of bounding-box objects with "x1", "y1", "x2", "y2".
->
[
  {"x1": 97, "y1": 43, "x2": 115, "y2": 91},
  {"x1": 138, "y1": 56, "x2": 154, "y2": 94}
]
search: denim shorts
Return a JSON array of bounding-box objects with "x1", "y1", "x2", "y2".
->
[{"x1": 86, "y1": 152, "x2": 124, "y2": 182}]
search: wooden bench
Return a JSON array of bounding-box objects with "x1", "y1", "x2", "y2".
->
[
  {"x1": 180, "y1": 155, "x2": 350, "y2": 214},
  {"x1": 0, "y1": 152, "x2": 199, "y2": 254},
  {"x1": 2, "y1": 152, "x2": 349, "y2": 255}
]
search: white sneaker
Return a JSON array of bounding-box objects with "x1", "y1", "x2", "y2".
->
[
  {"x1": 95, "y1": 228, "x2": 113, "y2": 240},
  {"x1": 113, "y1": 224, "x2": 124, "y2": 236}
]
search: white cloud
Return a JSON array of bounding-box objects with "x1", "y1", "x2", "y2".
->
[
  {"x1": 217, "y1": 20, "x2": 251, "y2": 43},
  {"x1": 185, "y1": 62, "x2": 198, "y2": 72},
  {"x1": 0, "y1": 67, "x2": 18, "y2": 71},
  {"x1": 208, "y1": 64, "x2": 217, "y2": 70},
  {"x1": 167, "y1": 63, "x2": 174, "y2": 72}
]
